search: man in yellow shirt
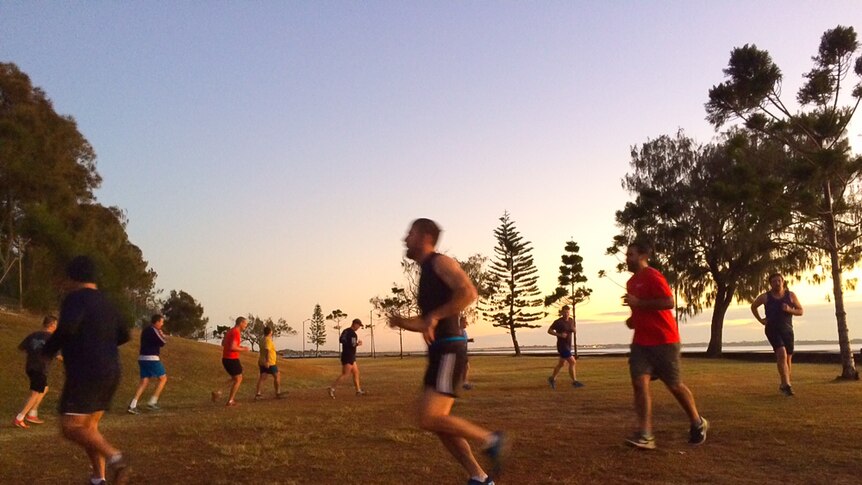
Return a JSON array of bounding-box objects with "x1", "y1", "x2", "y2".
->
[{"x1": 254, "y1": 326, "x2": 283, "y2": 399}]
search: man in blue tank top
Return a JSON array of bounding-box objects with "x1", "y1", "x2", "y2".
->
[
  {"x1": 750, "y1": 273, "x2": 804, "y2": 396},
  {"x1": 388, "y1": 219, "x2": 506, "y2": 485}
]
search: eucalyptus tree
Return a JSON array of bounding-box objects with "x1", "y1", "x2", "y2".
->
[
  {"x1": 706, "y1": 25, "x2": 862, "y2": 376},
  {"x1": 611, "y1": 131, "x2": 806, "y2": 356},
  {"x1": 483, "y1": 212, "x2": 544, "y2": 355}
]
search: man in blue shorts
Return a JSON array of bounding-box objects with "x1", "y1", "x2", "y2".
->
[
  {"x1": 547, "y1": 305, "x2": 584, "y2": 389},
  {"x1": 389, "y1": 219, "x2": 506, "y2": 485},
  {"x1": 14, "y1": 315, "x2": 58, "y2": 428},
  {"x1": 329, "y1": 318, "x2": 364, "y2": 398},
  {"x1": 128, "y1": 314, "x2": 168, "y2": 414},
  {"x1": 43, "y1": 256, "x2": 131, "y2": 485},
  {"x1": 255, "y1": 326, "x2": 284, "y2": 399}
]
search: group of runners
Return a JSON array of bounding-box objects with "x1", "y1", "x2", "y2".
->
[{"x1": 13, "y1": 219, "x2": 805, "y2": 485}]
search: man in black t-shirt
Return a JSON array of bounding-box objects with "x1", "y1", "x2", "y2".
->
[
  {"x1": 328, "y1": 318, "x2": 364, "y2": 398},
  {"x1": 389, "y1": 219, "x2": 505, "y2": 485},
  {"x1": 43, "y1": 256, "x2": 131, "y2": 485},
  {"x1": 547, "y1": 305, "x2": 584, "y2": 389},
  {"x1": 14, "y1": 315, "x2": 58, "y2": 428}
]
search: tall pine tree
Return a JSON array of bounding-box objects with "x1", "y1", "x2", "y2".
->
[
  {"x1": 307, "y1": 304, "x2": 327, "y2": 356},
  {"x1": 544, "y1": 240, "x2": 592, "y2": 357},
  {"x1": 483, "y1": 212, "x2": 544, "y2": 355}
]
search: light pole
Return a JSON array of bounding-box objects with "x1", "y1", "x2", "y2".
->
[{"x1": 301, "y1": 318, "x2": 311, "y2": 358}]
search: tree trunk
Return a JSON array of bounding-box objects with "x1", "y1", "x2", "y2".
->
[
  {"x1": 510, "y1": 324, "x2": 521, "y2": 356},
  {"x1": 823, "y1": 181, "x2": 859, "y2": 379},
  {"x1": 706, "y1": 282, "x2": 734, "y2": 357},
  {"x1": 399, "y1": 328, "x2": 403, "y2": 359}
]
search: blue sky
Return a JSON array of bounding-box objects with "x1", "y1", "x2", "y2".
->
[{"x1": 2, "y1": 2, "x2": 861, "y2": 352}]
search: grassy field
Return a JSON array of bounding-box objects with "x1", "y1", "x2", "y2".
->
[{"x1": 1, "y1": 312, "x2": 861, "y2": 484}]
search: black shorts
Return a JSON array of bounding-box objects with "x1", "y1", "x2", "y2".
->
[
  {"x1": 340, "y1": 355, "x2": 357, "y2": 366},
  {"x1": 765, "y1": 325, "x2": 794, "y2": 354},
  {"x1": 59, "y1": 374, "x2": 120, "y2": 415},
  {"x1": 629, "y1": 343, "x2": 682, "y2": 386},
  {"x1": 27, "y1": 370, "x2": 48, "y2": 393},
  {"x1": 258, "y1": 365, "x2": 279, "y2": 375},
  {"x1": 222, "y1": 358, "x2": 243, "y2": 377},
  {"x1": 424, "y1": 341, "x2": 468, "y2": 398}
]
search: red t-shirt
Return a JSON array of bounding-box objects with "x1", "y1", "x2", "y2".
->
[
  {"x1": 222, "y1": 327, "x2": 241, "y2": 359},
  {"x1": 626, "y1": 267, "x2": 680, "y2": 346}
]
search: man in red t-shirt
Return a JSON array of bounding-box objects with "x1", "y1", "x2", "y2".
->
[
  {"x1": 212, "y1": 317, "x2": 249, "y2": 406},
  {"x1": 623, "y1": 241, "x2": 708, "y2": 450}
]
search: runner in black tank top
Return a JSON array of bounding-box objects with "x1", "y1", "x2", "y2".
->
[
  {"x1": 388, "y1": 219, "x2": 506, "y2": 485},
  {"x1": 751, "y1": 273, "x2": 804, "y2": 396}
]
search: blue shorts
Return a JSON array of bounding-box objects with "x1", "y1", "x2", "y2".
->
[
  {"x1": 558, "y1": 349, "x2": 573, "y2": 359},
  {"x1": 259, "y1": 365, "x2": 279, "y2": 375},
  {"x1": 139, "y1": 360, "x2": 167, "y2": 379}
]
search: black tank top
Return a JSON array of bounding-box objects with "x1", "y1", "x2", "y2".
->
[
  {"x1": 765, "y1": 291, "x2": 794, "y2": 328},
  {"x1": 418, "y1": 253, "x2": 461, "y2": 340}
]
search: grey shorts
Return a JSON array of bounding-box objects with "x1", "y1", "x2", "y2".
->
[{"x1": 629, "y1": 343, "x2": 681, "y2": 386}]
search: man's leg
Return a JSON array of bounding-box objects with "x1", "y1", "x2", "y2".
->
[
  {"x1": 130, "y1": 378, "x2": 150, "y2": 408},
  {"x1": 227, "y1": 375, "x2": 243, "y2": 403},
  {"x1": 16, "y1": 390, "x2": 42, "y2": 424},
  {"x1": 255, "y1": 372, "x2": 267, "y2": 396},
  {"x1": 31, "y1": 387, "x2": 47, "y2": 416},
  {"x1": 351, "y1": 364, "x2": 362, "y2": 392},
  {"x1": 61, "y1": 413, "x2": 121, "y2": 478},
  {"x1": 417, "y1": 389, "x2": 489, "y2": 478},
  {"x1": 567, "y1": 356, "x2": 577, "y2": 381},
  {"x1": 666, "y1": 382, "x2": 701, "y2": 425},
  {"x1": 550, "y1": 359, "x2": 564, "y2": 380},
  {"x1": 786, "y1": 353, "x2": 793, "y2": 383},
  {"x1": 775, "y1": 347, "x2": 790, "y2": 386},
  {"x1": 632, "y1": 375, "x2": 652, "y2": 435},
  {"x1": 273, "y1": 371, "x2": 281, "y2": 396},
  {"x1": 150, "y1": 375, "x2": 167, "y2": 403}
]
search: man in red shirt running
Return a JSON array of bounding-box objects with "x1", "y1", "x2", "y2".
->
[
  {"x1": 212, "y1": 317, "x2": 249, "y2": 406},
  {"x1": 623, "y1": 241, "x2": 708, "y2": 450}
]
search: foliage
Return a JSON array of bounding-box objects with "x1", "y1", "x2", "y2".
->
[
  {"x1": 544, "y1": 240, "x2": 592, "y2": 309},
  {"x1": 161, "y1": 290, "x2": 209, "y2": 339},
  {"x1": 455, "y1": 253, "x2": 495, "y2": 325},
  {"x1": 307, "y1": 304, "x2": 327, "y2": 355},
  {"x1": 241, "y1": 314, "x2": 296, "y2": 352},
  {"x1": 482, "y1": 211, "x2": 545, "y2": 355},
  {"x1": 610, "y1": 131, "x2": 809, "y2": 355},
  {"x1": 0, "y1": 62, "x2": 156, "y2": 321},
  {"x1": 326, "y1": 309, "x2": 347, "y2": 352},
  {"x1": 706, "y1": 25, "x2": 862, "y2": 376}
]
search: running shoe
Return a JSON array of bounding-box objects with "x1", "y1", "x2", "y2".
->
[
  {"x1": 211, "y1": 390, "x2": 222, "y2": 403},
  {"x1": 547, "y1": 377, "x2": 556, "y2": 390},
  {"x1": 225, "y1": 400, "x2": 238, "y2": 407},
  {"x1": 779, "y1": 384, "x2": 795, "y2": 397},
  {"x1": 625, "y1": 432, "x2": 656, "y2": 450},
  {"x1": 107, "y1": 454, "x2": 130, "y2": 485},
  {"x1": 25, "y1": 416, "x2": 45, "y2": 424},
  {"x1": 126, "y1": 406, "x2": 140, "y2": 415},
  {"x1": 328, "y1": 387, "x2": 335, "y2": 399},
  {"x1": 254, "y1": 394, "x2": 263, "y2": 401},
  {"x1": 689, "y1": 417, "x2": 709, "y2": 445},
  {"x1": 572, "y1": 380, "x2": 585, "y2": 388},
  {"x1": 355, "y1": 389, "x2": 366, "y2": 397},
  {"x1": 12, "y1": 418, "x2": 29, "y2": 429},
  {"x1": 467, "y1": 478, "x2": 495, "y2": 485},
  {"x1": 146, "y1": 403, "x2": 161, "y2": 411},
  {"x1": 276, "y1": 392, "x2": 286, "y2": 399},
  {"x1": 483, "y1": 431, "x2": 508, "y2": 479}
]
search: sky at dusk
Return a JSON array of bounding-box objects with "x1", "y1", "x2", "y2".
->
[{"x1": 3, "y1": 2, "x2": 862, "y2": 352}]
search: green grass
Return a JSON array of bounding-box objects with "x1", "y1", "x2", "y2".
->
[{"x1": 1, "y1": 312, "x2": 861, "y2": 484}]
